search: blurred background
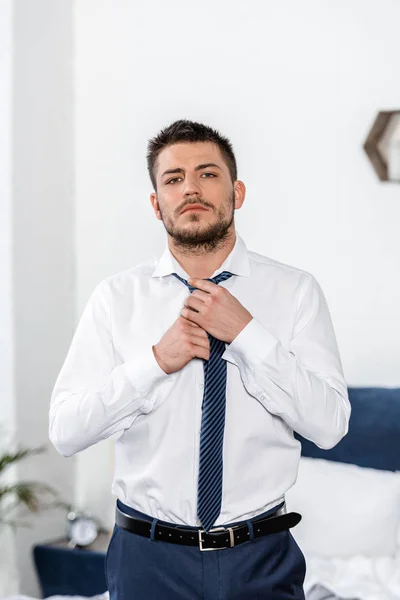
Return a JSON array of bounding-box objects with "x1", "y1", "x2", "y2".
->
[{"x1": 1, "y1": 0, "x2": 399, "y2": 597}]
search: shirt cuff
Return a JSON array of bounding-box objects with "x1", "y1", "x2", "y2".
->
[
  {"x1": 123, "y1": 343, "x2": 171, "y2": 400},
  {"x1": 223, "y1": 317, "x2": 279, "y2": 368}
]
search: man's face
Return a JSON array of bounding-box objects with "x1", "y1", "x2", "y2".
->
[{"x1": 150, "y1": 141, "x2": 244, "y2": 252}]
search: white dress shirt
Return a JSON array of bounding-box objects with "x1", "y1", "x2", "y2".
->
[{"x1": 49, "y1": 231, "x2": 351, "y2": 527}]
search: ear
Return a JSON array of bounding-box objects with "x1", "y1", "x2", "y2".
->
[
  {"x1": 150, "y1": 192, "x2": 162, "y2": 221},
  {"x1": 233, "y1": 180, "x2": 246, "y2": 210}
]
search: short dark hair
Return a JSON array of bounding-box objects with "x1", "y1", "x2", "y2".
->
[{"x1": 146, "y1": 119, "x2": 238, "y2": 190}]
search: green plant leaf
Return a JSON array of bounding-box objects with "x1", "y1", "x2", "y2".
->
[
  {"x1": 0, "y1": 435, "x2": 69, "y2": 531},
  {"x1": 0, "y1": 481, "x2": 59, "y2": 513},
  {"x1": 0, "y1": 446, "x2": 46, "y2": 475}
]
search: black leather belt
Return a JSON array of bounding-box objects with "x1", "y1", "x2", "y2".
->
[{"x1": 115, "y1": 503, "x2": 302, "y2": 551}]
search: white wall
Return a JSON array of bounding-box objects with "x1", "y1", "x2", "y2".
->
[
  {"x1": 0, "y1": 1, "x2": 14, "y2": 434},
  {"x1": 0, "y1": 0, "x2": 18, "y2": 594},
  {"x1": 74, "y1": 0, "x2": 400, "y2": 525},
  {"x1": 0, "y1": 1, "x2": 75, "y2": 595}
]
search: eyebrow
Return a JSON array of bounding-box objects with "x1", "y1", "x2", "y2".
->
[{"x1": 161, "y1": 163, "x2": 222, "y2": 178}]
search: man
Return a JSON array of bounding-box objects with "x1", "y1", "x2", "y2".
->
[{"x1": 49, "y1": 119, "x2": 351, "y2": 599}]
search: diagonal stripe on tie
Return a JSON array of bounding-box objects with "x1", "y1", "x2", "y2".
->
[{"x1": 171, "y1": 270, "x2": 235, "y2": 532}]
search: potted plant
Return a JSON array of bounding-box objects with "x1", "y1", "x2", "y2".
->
[
  {"x1": 0, "y1": 430, "x2": 68, "y2": 596},
  {"x1": 0, "y1": 443, "x2": 63, "y2": 530}
]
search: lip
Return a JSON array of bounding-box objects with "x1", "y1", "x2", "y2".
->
[{"x1": 182, "y1": 205, "x2": 208, "y2": 214}]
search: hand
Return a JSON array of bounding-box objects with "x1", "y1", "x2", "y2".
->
[
  {"x1": 152, "y1": 317, "x2": 210, "y2": 375},
  {"x1": 180, "y1": 277, "x2": 253, "y2": 344}
]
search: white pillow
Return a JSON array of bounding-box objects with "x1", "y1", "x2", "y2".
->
[{"x1": 285, "y1": 457, "x2": 400, "y2": 558}]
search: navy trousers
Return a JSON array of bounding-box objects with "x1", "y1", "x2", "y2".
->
[{"x1": 105, "y1": 499, "x2": 306, "y2": 600}]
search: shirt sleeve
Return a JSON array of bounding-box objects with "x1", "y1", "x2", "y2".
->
[
  {"x1": 49, "y1": 279, "x2": 177, "y2": 457},
  {"x1": 222, "y1": 273, "x2": 351, "y2": 449}
]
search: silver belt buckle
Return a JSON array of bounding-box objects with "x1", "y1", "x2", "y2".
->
[
  {"x1": 198, "y1": 525, "x2": 235, "y2": 551},
  {"x1": 198, "y1": 501, "x2": 286, "y2": 551}
]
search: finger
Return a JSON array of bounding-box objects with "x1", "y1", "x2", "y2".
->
[
  {"x1": 187, "y1": 278, "x2": 217, "y2": 293},
  {"x1": 190, "y1": 331, "x2": 210, "y2": 345},
  {"x1": 179, "y1": 316, "x2": 207, "y2": 334},
  {"x1": 180, "y1": 316, "x2": 200, "y2": 327},
  {"x1": 181, "y1": 308, "x2": 201, "y2": 324},
  {"x1": 185, "y1": 296, "x2": 204, "y2": 312}
]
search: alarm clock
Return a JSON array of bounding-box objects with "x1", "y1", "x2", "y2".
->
[{"x1": 66, "y1": 510, "x2": 99, "y2": 548}]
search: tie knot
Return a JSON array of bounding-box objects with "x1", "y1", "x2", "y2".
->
[{"x1": 171, "y1": 271, "x2": 235, "y2": 291}]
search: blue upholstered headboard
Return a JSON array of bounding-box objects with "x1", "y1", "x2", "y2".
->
[{"x1": 295, "y1": 387, "x2": 400, "y2": 471}]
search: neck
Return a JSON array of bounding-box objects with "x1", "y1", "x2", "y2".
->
[{"x1": 169, "y1": 230, "x2": 237, "y2": 279}]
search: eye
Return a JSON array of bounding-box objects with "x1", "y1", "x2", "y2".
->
[{"x1": 166, "y1": 173, "x2": 216, "y2": 185}]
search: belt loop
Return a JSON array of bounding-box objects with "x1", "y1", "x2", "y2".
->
[
  {"x1": 150, "y1": 518, "x2": 159, "y2": 541},
  {"x1": 245, "y1": 519, "x2": 254, "y2": 541}
]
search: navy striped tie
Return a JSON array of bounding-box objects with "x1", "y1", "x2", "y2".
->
[{"x1": 172, "y1": 270, "x2": 235, "y2": 532}]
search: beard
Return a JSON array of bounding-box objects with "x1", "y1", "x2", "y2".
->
[{"x1": 159, "y1": 189, "x2": 236, "y2": 255}]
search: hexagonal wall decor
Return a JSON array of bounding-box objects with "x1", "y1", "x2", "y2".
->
[{"x1": 364, "y1": 110, "x2": 400, "y2": 182}]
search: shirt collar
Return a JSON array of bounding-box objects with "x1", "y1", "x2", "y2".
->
[{"x1": 151, "y1": 230, "x2": 251, "y2": 280}]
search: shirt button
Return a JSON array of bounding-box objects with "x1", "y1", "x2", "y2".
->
[
  {"x1": 199, "y1": 383, "x2": 204, "y2": 388},
  {"x1": 260, "y1": 395, "x2": 266, "y2": 401}
]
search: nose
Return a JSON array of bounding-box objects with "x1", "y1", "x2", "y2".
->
[{"x1": 182, "y1": 174, "x2": 202, "y2": 197}]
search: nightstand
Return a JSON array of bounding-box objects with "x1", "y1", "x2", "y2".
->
[{"x1": 33, "y1": 531, "x2": 110, "y2": 597}]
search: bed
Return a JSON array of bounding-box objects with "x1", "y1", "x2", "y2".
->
[{"x1": 287, "y1": 385, "x2": 400, "y2": 600}]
